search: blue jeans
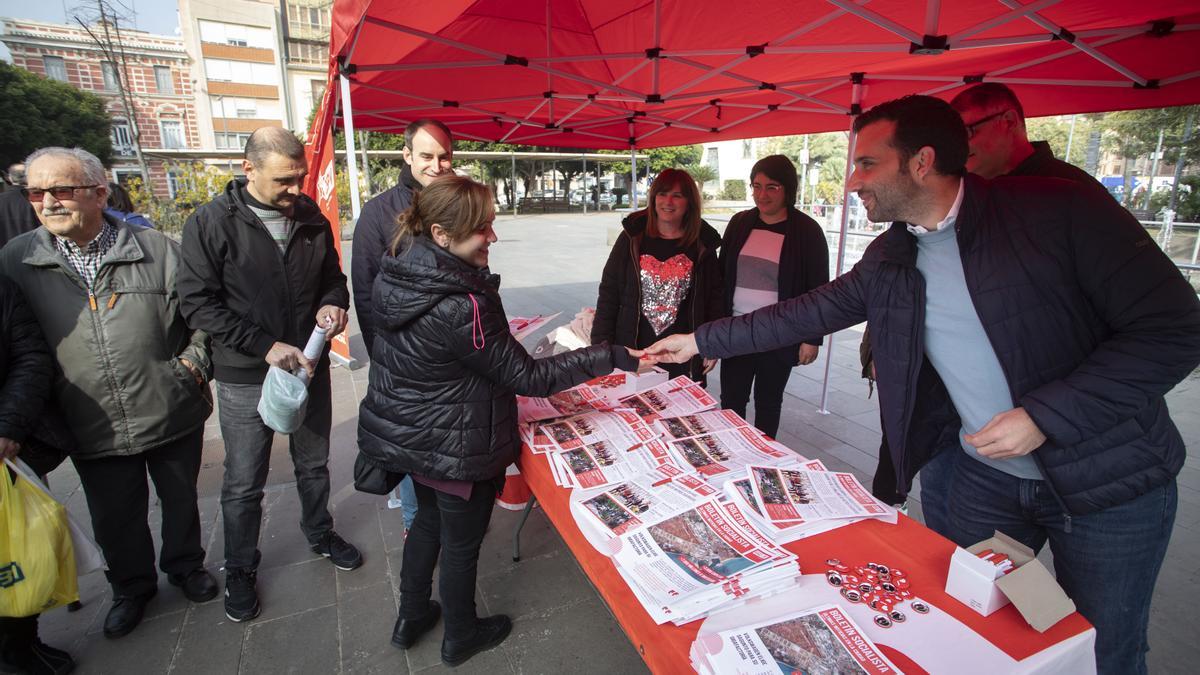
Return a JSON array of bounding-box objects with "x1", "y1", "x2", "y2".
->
[
  {"x1": 398, "y1": 475, "x2": 417, "y2": 530},
  {"x1": 217, "y1": 367, "x2": 335, "y2": 569},
  {"x1": 944, "y1": 455, "x2": 1177, "y2": 675},
  {"x1": 914, "y1": 446, "x2": 957, "y2": 537}
]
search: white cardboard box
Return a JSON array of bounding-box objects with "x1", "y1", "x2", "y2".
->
[{"x1": 945, "y1": 530, "x2": 1076, "y2": 632}]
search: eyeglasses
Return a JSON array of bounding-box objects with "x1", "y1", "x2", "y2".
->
[
  {"x1": 963, "y1": 110, "x2": 1010, "y2": 138},
  {"x1": 22, "y1": 185, "x2": 100, "y2": 203},
  {"x1": 750, "y1": 183, "x2": 783, "y2": 193}
]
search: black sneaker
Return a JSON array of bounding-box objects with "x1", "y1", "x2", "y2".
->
[
  {"x1": 310, "y1": 531, "x2": 363, "y2": 571},
  {"x1": 224, "y1": 567, "x2": 261, "y2": 623},
  {"x1": 441, "y1": 615, "x2": 513, "y2": 667}
]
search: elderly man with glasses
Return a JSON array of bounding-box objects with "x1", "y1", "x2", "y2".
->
[{"x1": 0, "y1": 147, "x2": 217, "y2": 641}]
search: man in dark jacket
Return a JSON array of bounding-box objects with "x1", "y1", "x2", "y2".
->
[
  {"x1": 177, "y1": 127, "x2": 358, "y2": 624},
  {"x1": 951, "y1": 82, "x2": 1113, "y2": 194},
  {"x1": 350, "y1": 118, "x2": 452, "y2": 534},
  {"x1": 1, "y1": 163, "x2": 39, "y2": 249},
  {"x1": 0, "y1": 277, "x2": 75, "y2": 674},
  {"x1": 869, "y1": 83, "x2": 1119, "y2": 525},
  {"x1": 352, "y1": 119, "x2": 453, "y2": 355},
  {"x1": 646, "y1": 95, "x2": 1200, "y2": 675},
  {"x1": 2, "y1": 147, "x2": 217, "y2": 640}
]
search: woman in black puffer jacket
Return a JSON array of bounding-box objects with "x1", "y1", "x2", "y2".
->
[{"x1": 357, "y1": 176, "x2": 638, "y2": 667}]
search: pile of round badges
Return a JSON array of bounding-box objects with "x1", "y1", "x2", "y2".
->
[{"x1": 825, "y1": 558, "x2": 930, "y2": 629}]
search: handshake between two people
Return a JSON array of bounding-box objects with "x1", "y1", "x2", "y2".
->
[
  {"x1": 264, "y1": 305, "x2": 350, "y2": 379},
  {"x1": 616, "y1": 332, "x2": 714, "y2": 374}
]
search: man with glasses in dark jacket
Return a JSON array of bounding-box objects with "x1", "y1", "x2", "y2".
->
[
  {"x1": 177, "y1": 127, "x2": 359, "y2": 625},
  {"x1": 646, "y1": 95, "x2": 1200, "y2": 675}
]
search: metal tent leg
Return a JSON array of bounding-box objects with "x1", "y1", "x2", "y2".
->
[{"x1": 512, "y1": 495, "x2": 538, "y2": 562}]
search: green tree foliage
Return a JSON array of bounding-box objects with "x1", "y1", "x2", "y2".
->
[
  {"x1": 758, "y1": 132, "x2": 849, "y2": 204},
  {"x1": 125, "y1": 162, "x2": 232, "y2": 237},
  {"x1": 1025, "y1": 114, "x2": 1102, "y2": 165},
  {"x1": 606, "y1": 144, "x2": 703, "y2": 178},
  {"x1": 720, "y1": 179, "x2": 746, "y2": 201},
  {"x1": 0, "y1": 61, "x2": 113, "y2": 167}
]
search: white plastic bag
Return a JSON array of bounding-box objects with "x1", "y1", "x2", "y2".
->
[
  {"x1": 257, "y1": 366, "x2": 309, "y2": 434},
  {"x1": 9, "y1": 458, "x2": 106, "y2": 577}
]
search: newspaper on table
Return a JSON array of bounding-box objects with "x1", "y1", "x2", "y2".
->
[
  {"x1": 748, "y1": 465, "x2": 889, "y2": 524},
  {"x1": 724, "y1": 460, "x2": 896, "y2": 544},
  {"x1": 570, "y1": 472, "x2": 720, "y2": 547},
  {"x1": 612, "y1": 497, "x2": 800, "y2": 625},
  {"x1": 551, "y1": 438, "x2": 688, "y2": 490},
  {"x1": 691, "y1": 603, "x2": 904, "y2": 675},
  {"x1": 581, "y1": 367, "x2": 671, "y2": 406},
  {"x1": 508, "y1": 312, "x2": 561, "y2": 341},
  {"x1": 539, "y1": 409, "x2": 658, "y2": 453},
  {"x1": 618, "y1": 375, "x2": 718, "y2": 422},
  {"x1": 665, "y1": 427, "x2": 795, "y2": 485},
  {"x1": 655, "y1": 409, "x2": 753, "y2": 440},
  {"x1": 517, "y1": 385, "x2": 607, "y2": 423}
]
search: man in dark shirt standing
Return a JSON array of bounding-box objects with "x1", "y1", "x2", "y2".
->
[
  {"x1": 950, "y1": 83, "x2": 1111, "y2": 196},
  {"x1": 350, "y1": 119, "x2": 453, "y2": 535}
]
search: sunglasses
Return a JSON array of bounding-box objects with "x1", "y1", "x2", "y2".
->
[{"x1": 22, "y1": 185, "x2": 101, "y2": 203}]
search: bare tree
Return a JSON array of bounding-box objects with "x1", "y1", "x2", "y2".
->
[{"x1": 72, "y1": 0, "x2": 150, "y2": 182}]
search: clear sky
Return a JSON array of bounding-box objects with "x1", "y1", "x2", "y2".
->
[{"x1": 0, "y1": 0, "x2": 181, "y2": 61}]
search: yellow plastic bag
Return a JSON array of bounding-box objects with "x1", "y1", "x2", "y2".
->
[{"x1": 0, "y1": 462, "x2": 78, "y2": 617}]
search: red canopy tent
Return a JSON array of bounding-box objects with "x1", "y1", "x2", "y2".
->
[{"x1": 304, "y1": 0, "x2": 1200, "y2": 386}]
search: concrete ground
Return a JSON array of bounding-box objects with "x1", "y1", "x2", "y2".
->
[{"x1": 34, "y1": 212, "x2": 1199, "y2": 674}]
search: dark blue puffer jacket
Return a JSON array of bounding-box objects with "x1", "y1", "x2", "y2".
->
[{"x1": 696, "y1": 173, "x2": 1200, "y2": 516}]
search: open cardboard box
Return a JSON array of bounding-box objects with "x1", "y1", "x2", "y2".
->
[{"x1": 945, "y1": 530, "x2": 1076, "y2": 632}]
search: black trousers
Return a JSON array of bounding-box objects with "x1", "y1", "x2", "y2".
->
[
  {"x1": 719, "y1": 352, "x2": 794, "y2": 438},
  {"x1": 399, "y1": 479, "x2": 497, "y2": 641},
  {"x1": 72, "y1": 428, "x2": 206, "y2": 597}
]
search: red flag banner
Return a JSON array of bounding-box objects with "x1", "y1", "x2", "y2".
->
[{"x1": 304, "y1": 64, "x2": 353, "y2": 365}]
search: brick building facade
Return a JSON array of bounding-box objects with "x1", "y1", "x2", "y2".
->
[{"x1": 1, "y1": 17, "x2": 198, "y2": 197}]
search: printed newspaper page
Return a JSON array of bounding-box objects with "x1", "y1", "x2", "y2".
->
[
  {"x1": 666, "y1": 428, "x2": 794, "y2": 482},
  {"x1": 656, "y1": 409, "x2": 753, "y2": 440},
  {"x1": 517, "y1": 385, "x2": 606, "y2": 423},
  {"x1": 618, "y1": 375, "x2": 718, "y2": 422},
  {"x1": 613, "y1": 498, "x2": 793, "y2": 611},
  {"x1": 698, "y1": 604, "x2": 904, "y2": 674},
  {"x1": 539, "y1": 410, "x2": 659, "y2": 453},
  {"x1": 748, "y1": 466, "x2": 889, "y2": 523},
  {"x1": 571, "y1": 474, "x2": 720, "y2": 537},
  {"x1": 552, "y1": 438, "x2": 685, "y2": 490}
]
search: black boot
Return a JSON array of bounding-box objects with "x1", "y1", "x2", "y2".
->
[
  {"x1": 391, "y1": 601, "x2": 441, "y2": 649},
  {"x1": 440, "y1": 615, "x2": 512, "y2": 667}
]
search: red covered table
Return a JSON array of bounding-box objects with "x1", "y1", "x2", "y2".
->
[{"x1": 515, "y1": 444, "x2": 1094, "y2": 674}]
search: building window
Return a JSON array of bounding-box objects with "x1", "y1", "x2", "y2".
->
[
  {"x1": 101, "y1": 61, "x2": 120, "y2": 91},
  {"x1": 43, "y1": 56, "x2": 67, "y2": 82},
  {"x1": 154, "y1": 66, "x2": 174, "y2": 94},
  {"x1": 198, "y1": 20, "x2": 274, "y2": 49},
  {"x1": 203, "y1": 59, "x2": 279, "y2": 86},
  {"x1": 310, "y1": 79, "x2": 326, "y2": 104},
  {"x1": 166, "y1": 171, "x2": 181, "y2": 199},
  {"x1": 111, "y1": 120, "x2": 134, "y2": 157},
  {"x1": 160, "y1": 120, "x2": 185, "y2": 149},
  {"x1": 215, "y1": 132, "x2": 252, "y2": 150},
  {"x1": 286, "y1": 2, "x2": 331, "y2": 39},
  {"x1": 705, "y1": 147, "x2": 719, "y2": 169},
  {"x1": 742, "y1": 140, "x2": 752, "y2": 159},
  {"x1": 287, "y1": 40, "x2": 326, "y2": 65}
]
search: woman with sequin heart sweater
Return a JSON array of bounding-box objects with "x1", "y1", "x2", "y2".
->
[{"x1": 591, "y1": 168, "x2": 726, "y2": 383}]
